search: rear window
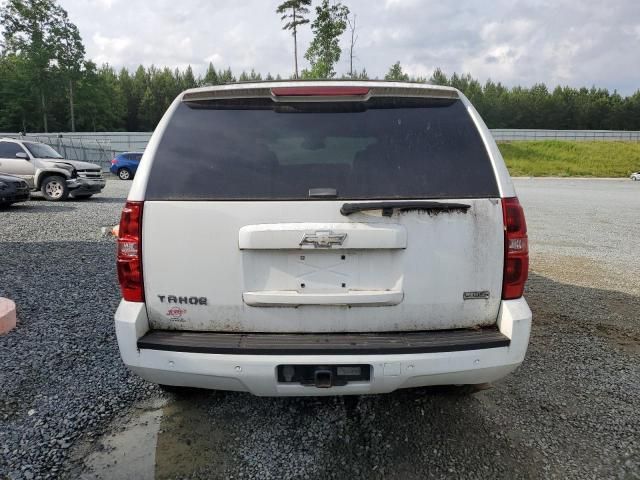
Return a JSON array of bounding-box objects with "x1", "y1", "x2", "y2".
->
[{"x1": 146, "y1": 97, "x2": 498, "y2": 200}]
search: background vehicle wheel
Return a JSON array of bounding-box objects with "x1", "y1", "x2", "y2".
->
[
  {"x1": 118, "y1": 168, "x2": 132, "y2": 180},
  {"x1": 40, "y1": 176, "x2": 69, "y2": 201}
]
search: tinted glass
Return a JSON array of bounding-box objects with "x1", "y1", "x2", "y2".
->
[
  {"x1": 23, "y1": 142, "x2": 62, "y2": 159},
  {"x1": 0, "y1": 141, "x2": 27, "y2": 158},
  {"x1": 146, "y1": 97, "x2": 498, "y2": 200}
]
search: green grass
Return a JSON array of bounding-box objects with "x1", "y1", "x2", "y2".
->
[{"x1": 497, "y1": 141, "x2": 640, "y2": 177}]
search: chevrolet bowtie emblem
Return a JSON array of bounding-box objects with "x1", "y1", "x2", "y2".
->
[{"x1": 300, "y1": 231, "x2": 347, "y2": 248}]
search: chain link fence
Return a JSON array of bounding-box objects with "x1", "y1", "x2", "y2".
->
[
  {"x1": 0, "y1": 133, "x2": 120, "y2": 172},
  {"x1": 491, "y1": 129, "x2": 640, "y2": 142}
]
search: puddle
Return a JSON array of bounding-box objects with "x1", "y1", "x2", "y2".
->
[
  {"x1": 80, "y1": 391, "x2": 230, "y2": 479},
  {"x1": 80, "y1": 407, "x2": 162, "y2": 479}
]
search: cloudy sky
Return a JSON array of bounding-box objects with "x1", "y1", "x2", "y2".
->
[{"x1": 58, "y1": 0, "x2": 640, "y2": 94}]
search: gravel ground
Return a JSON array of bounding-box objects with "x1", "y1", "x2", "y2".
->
[
  {"x1": 1, "y1": 179, "x2": 639, "y2": 480},
  {"x1": 0, "y1": 181, "x2": 155, "y2": 480}
]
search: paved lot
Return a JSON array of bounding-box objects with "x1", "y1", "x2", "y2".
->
[
  {"x1": 0, "y1": 179, "x2": 638, "y2": 480},
  {"x1": 518, "y1": 178, "x2": 640, "y2": 297}
]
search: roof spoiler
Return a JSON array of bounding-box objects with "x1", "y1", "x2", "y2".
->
[{"x1": 182, "y1": 82, "x2": 459, "y2": 103}]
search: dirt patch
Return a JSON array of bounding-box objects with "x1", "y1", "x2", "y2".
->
[
  {"x1": 526, "y1": 272, "x2": 640, "y2": 331},
  {"x1": 596, "y1": 324, "x2": 640, "y2": 355},
  {"x1": 530, "y1": 254, "x2": 635, "y2": 295},
  {"x1": 154, "y1": 390, "x2": 230, "y2": 479}
]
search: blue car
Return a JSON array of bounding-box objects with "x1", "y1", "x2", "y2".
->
[{"x1": 110, "y1": 152, "x2": 143, "y2": 180}]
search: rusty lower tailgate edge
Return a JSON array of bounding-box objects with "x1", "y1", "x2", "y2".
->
[{"x1": 137, "y1": 327, "x2": 509, "y2": 355}]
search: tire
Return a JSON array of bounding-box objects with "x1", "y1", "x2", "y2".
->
[
  {"x1": 0, "y1": 202, "x2": 12, "y2": 209},
  {"x1": 72, "y1": 194, "x2": 93, "y2": 199},
  {"x1": 40, "y1": 175, "x2": 69, "y2": 201},
  {"x1": 118, "y1": 168, "x2": 132, "y2": 180}
]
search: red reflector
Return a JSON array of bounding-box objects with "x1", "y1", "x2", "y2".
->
[
  {"x1": 117, "y1": 201, "x2": 144, "y2": 302},
  {"x1": 502, "y1": 197, "x2": 529, "y2": 300},
  {"x1": 271, "y1": 86, "x2": 370, "y2": 97}
]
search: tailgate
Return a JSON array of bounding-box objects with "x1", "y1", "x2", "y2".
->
[{"x1": 142, "y1": 199, "x2": 504, "y2": 332}]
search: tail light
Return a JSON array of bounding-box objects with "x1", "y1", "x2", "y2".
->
[
  {"x1": 502, "y1": 197, "x2": 529, "y2": 299},
  {"x1": 111, "y1": 158, "x2": 117, "y2": 165},
  {"x1": 117, "y1": 201, "x2": 144, "y2": 302},
  {"x1": 271, "y1": 86, "x2": 370, "y2": 96}
]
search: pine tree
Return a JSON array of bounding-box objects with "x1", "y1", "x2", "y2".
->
[
  {"x1": 203, "y1": 62, "x2": 219, "y2": 85},
  {"x1": 384, "y1": 62, "x2": 409, "y2": 82},
  {"x1": 182, "y1": 65, "x2": 197, "y2": 90},
  {"x1": 276, "y1": 0, "x2": 312, "y2": 79}
]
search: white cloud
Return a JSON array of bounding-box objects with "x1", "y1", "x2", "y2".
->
[
  {"x1": 205, "y1": 53, "x2": 223, "y2": 65},
  {"x1": 91, "y1": 33, "x2": 132, "y2": 65},
  {"x1": 384, "y1": 0, "x2": 422, "y2": 10},
  {"x1": 92, "y1": 33, "x2": 131, "y2": 52},
  {"x1": 57, "y1": 0, "x2": 640, "y2": 94},
  {"x1": 94, "y1": 0, "x2": 116, "y2": 9}
]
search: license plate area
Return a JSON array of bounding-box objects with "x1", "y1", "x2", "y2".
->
[
  {"x1": 293, "y1": 251, "x2": 357, "y2": 292},
  {"x1": 277, "y1": 364, "x2": 371, "y2": 388}
]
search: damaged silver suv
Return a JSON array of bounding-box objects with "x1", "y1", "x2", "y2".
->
[{"x1": 0, "y1": 138, "x2": 106, "y2": 201}]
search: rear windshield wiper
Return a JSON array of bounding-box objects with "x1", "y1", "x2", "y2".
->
[{"x1": 340, "y1": 201, "x2": 471, "y2": 217}]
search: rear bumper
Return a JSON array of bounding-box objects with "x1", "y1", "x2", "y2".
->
[
  {"x1": 115, "y1": 299, "x2": 532, "y2": 396},
  {"x1": 137, "y1": 327, "x2": 511, "y2": 355}
]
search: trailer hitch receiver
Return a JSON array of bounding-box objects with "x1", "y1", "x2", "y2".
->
[{"x1": 314, "y1": 368, "x2": 333, "y2": 388}]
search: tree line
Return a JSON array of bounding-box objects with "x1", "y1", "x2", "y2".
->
[{"x1": 1, "y1": 0, "x2": 639, "y2": 133}]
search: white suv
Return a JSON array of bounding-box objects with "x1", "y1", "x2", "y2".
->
[{"x1": 115, "y1": 81, "x2": 531, "y2": 396}]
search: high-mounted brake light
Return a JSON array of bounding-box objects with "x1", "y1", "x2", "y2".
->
[
  {"x1": 502, "y1": 197, "x2": 529, "y2": 300},
  {"x1": 271, "y1": 86, "x2": 370, "y2": 97},
  {"x1": 117, "y1": 201, "x2": 144, "y2": 302}
]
